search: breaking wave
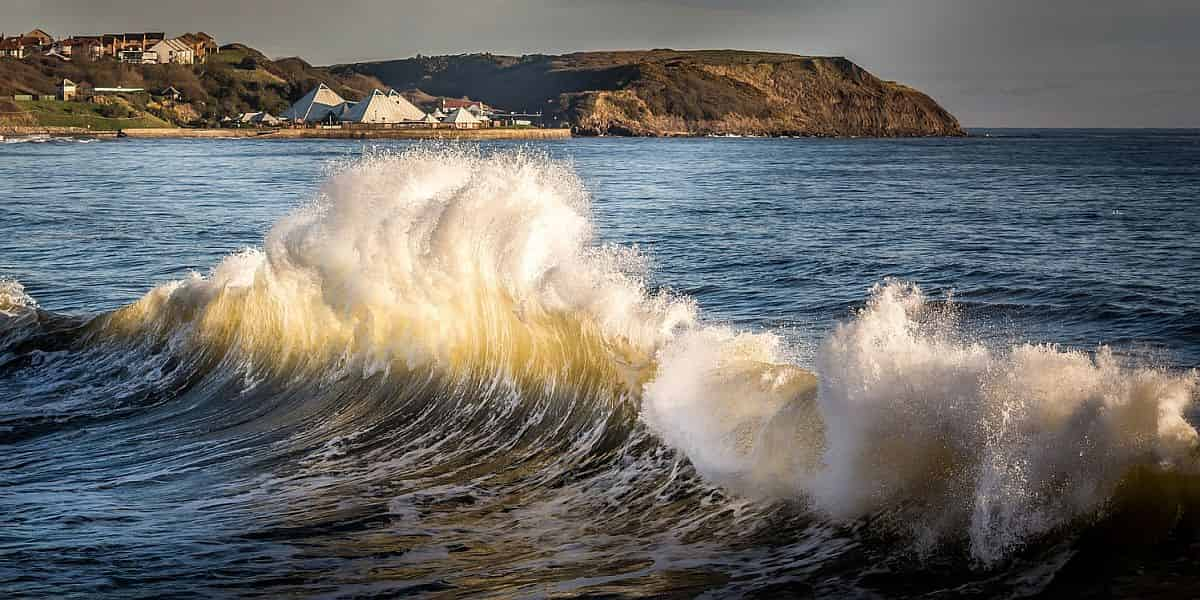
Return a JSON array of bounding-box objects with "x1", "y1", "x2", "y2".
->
[
  {"x1": 3, "y1": 146, "x2": 1197, "y2": 564},
  {"x1": 0, "y1": 134, "x2": 98, "y2": 144}
]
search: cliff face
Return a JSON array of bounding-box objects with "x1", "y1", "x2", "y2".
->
[{"x1": 336, "y1": 50, "x2": 963, "y2": 137}]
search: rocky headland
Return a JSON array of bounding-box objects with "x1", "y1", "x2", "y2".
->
[{"x1": 336, "y1": 50, "x2": 964, "y2": 137}]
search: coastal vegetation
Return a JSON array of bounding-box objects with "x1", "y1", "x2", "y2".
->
[
  {"x1": 2, "y1": 44, "x2": 962, "y2": 136},
  {"x1": 5, "y1": 97, "x2": 169, "y2": 129},
  {"x1": 0, "y1": 44, "x2": 383, "y2": 129}
]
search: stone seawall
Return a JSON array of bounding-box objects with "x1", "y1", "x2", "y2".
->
[{"x1": 119, "y1": 128, "x2": 572, "y2": 140}]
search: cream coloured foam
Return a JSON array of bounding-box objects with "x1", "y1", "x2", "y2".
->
[
  {"x1": 0, "y1": 278, "x2": 36, "y2": 315},
  {"x1": 106, "y1": 146, "x2": 693, "y2": 380}
]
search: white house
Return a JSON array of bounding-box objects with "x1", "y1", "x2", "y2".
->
[
  {"x1": 341, "y1": 89, "x2": 423, "y2": 124},
  {"x1": 58, "y1": 78, "x2": 77, "y2": 101},
  {"x1": 238, "y1": 112, "x2": 282, "y2": 126},
  {"x1": 148, "y1": 38, "x2": 195, "y2": 64},
  {"x1": 385, "y1": 89, "x2": 426, "y2": 121},
  {"x1": 282, "y1": 83, "x2": 348, "y2": 124},
  {"x1": 443, "y1": 107, "x2": 482, "y2": 129}
]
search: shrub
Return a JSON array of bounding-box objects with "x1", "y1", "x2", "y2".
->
[{"x1": 97, "y1": 102, "x2": 134, "y2": 119}]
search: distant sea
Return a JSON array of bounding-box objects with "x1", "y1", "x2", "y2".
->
[{"x1": 1, "y1": 130, "x2": 1198, "y2": 597}]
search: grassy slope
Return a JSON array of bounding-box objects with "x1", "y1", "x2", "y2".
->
[
  {"x1": 15, "y1": 99, "x2": 170, "y2": 130},
  {"x1": 0, "y1": 45, "x2": 384, "y2": 126}
]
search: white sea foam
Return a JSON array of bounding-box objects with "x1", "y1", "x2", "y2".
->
[
  {"x1": 644, "y1": 280, "x2": 1198, "y2": 561},
  {"x1": 0, "y1": 134, "x2": 102, "y2": 144},
  {"x1": 0, "y1": 278, "x2": 36, "y2": 315}
]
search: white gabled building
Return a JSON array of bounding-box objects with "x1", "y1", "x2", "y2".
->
[
  {"x1": 341, "y1": 89, "x2": 424, "y2": 124},
  {"x1": 238, "y1": 112, "x2": 282, "y2": 126},
  {"x1": 58, "y1": 79, "x2": 78, "y2": 101},
  {"x1": 385, "y1": 89, "x2": 427, "y2": 121},
  {"x1": 282, "y1": 83, "x2": 348, "y2": 124},
  {"x1": 443, "y1": 107, "x2": 482, "y2": 129},
  {"x1": 148, "y1": 38, "x2": 195, "y2": 64}
]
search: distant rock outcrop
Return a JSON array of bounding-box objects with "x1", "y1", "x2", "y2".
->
[{"x1": 335, "y1": 50, "x2": 964, "y2": 137}]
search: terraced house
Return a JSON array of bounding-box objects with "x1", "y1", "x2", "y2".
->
[
  {"x1": 23, "y1": 28, "x2": 53, "y2": 46},
  {"x1": 52, "y1": 36, "x2": 101, "y2": 59},
  {"x1": 0, "y1": 28, "x2": 217, "y2": 64},
  {"x1": 177, "y1": 32, "x2": 218, "y2": 62},
  {"x1": 100, "y1": 32, "x2": 165, "y2": 63},
  {"x1": 0, "y1": 33, "x2": 47, "y2": 58},
  {"x1": 148, "y1": 38, "x2": 194, "y2": 64}
]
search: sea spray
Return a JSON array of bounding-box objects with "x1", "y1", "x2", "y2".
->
[
  {"x1": 645, "y1": 279, "x2": 1198, "y2": 561},
  {"x1": 33, "y1": 145, "x2": 1198, "y2": 563},
  {"x1": 811, "y1": 281, "x2": 1198, "y2": 561},
  {"x1": 0, "y1": 278, "x2": 36, "y2": 315},
  {"x1": 640, "y1": 326, "x2": 822, "y2": 494}
]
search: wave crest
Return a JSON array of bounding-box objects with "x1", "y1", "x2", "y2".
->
[
  {"x1": 642, "y1": 279, "x2": 1198, "y2": 562},
  {"x1": 812, "y1": 282, "x2": 1198, "y2": 561},
  {"x1": 105, "y1": 147, "x2": 694, "y2": 383},
  {"x1": 0, "y1": 278, "x2": 36, "y2": 315}
]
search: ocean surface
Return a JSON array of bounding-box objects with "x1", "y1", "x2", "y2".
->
[{"x1": 1, "y1": 130, "x2": 1198, "y2": 598}]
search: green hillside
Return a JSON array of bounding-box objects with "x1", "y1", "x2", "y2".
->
[{"x1": 0, "y1": 43, "x2": 384, "y2": 127}]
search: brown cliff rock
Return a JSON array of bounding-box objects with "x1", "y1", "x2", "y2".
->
[{"x1": 337, "y1": 50, "x2": 964, "y2": 137}]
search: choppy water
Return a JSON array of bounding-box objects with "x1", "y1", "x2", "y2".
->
[{"x1": 1, "y1": 131, "x2": 1198, "y2": 598}]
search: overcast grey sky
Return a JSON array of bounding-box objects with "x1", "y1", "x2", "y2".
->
[{"x1": 6, "y1": 0, "x2": 1199, "y2": 127}]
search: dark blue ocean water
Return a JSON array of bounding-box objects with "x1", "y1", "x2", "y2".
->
[{"x1": 1, "y1": 130, "x2": 1199, "y2": 598}]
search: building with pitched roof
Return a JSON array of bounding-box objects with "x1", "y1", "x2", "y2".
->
[
  {"x1": 100, "y1": 32, "x2": 165, "y2": 62},
  {"x1": 385, "y1": 89, "x2": 427, "y2": 121},
  {"x1": 0, "y1": 36, "x2": 42, "y2": 58},
  {"x1": 58, "y1": 79, "x2": 78, "y2": 101},
  {"x1": 25, "y1": 29, "x2": 54, "y2": 46},
  {"x1": 149, "y1": 38, "x2": 194, "y2": 64},
  {"x1": 57, "y1": 37, "x2": 103, "y2": 60},
  {"x1": 342, "y1": 89, "x2": 425, "y2": 124},
  {"x1": 238, "y1": 112, "x2": 282, "y2": 126},
  {"x1": 177, "y1": 32, "x2": 218, "y2": 62},
  {"x1": 440, "y1": 98, "x2": 489, "y2": 113},
  {"x1": 282, "y1": 83, "x2": 349, "y2": 124},
  {"x1": 443, "y1": 107, "x2": 482, "y2": 129}
]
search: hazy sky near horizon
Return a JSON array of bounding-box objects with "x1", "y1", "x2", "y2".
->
[{"x1": 7, "y1": 0, "x2": 1199, "y2": 127}]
